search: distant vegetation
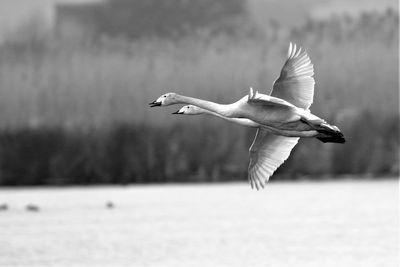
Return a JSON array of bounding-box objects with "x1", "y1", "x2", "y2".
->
[
  {"x1": 0, "y1": 6, "x2": 397, "y2": 185},
  {"x1": 56, "y1": 0, "x2": 250, "y2": 40}
]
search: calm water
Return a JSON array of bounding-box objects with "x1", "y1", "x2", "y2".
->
[{"x1": 0, "y1": 180, "x2": 398, "y2": 267}]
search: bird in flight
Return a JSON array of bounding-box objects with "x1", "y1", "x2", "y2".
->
[{"x1": 150, "y1": 43, "x2": 345, "y2": 189}]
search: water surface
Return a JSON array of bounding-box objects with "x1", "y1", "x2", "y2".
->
[{"x1": 0, "y1": 180, "x2": 398, "y2": 266}]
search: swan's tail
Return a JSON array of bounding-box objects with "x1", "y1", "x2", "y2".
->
[
  {"x1": 304, "y1": 118, "x2": 345, "y2": 143},
  {"x1": 315, "y1": 122, "x2": 345, "y2": 143}
]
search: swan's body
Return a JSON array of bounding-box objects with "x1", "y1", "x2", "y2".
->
[
  {"x1": 174, "y1": 104, "x2": 319, "y2": 138},
  {"x1": 150, "y1": 43, "x2": 345, "y2": 189}
]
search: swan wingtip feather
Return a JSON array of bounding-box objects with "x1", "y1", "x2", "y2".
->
[
  {"x1": 248, "y1": 87, "x2": 254, "y2": 100},
  {"x1": 287, "y1": 42, "x2": 293, "y2": 58}
]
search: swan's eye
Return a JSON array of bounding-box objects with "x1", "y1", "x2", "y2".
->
[{"x1": 163, "y1": 95, "x2": 166, "y2": 98}]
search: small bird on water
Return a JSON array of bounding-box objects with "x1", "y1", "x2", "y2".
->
[
  {"x1": 106, "y1": 201, "x2": 114, "y2": 209},
  {"x1": 0, "y1": 203, "x2": 8, "y2": 211},
  {"x1": 26, "y1": 204, "x2": 40, "y2": 212}
]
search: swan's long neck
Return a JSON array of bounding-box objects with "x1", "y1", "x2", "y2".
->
[
  {"x1": 175, "y1": 95, "x2": 237, "y2": 117},
  {"x1": 201, "y1": 109, "x2": 258, "y2": 128}
]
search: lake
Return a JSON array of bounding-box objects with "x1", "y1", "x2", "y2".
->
[{"x1": 0, "y1": 180, "x2": 398, "y2": 267}]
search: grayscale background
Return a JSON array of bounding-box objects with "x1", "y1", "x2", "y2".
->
[{"x1": 0, "y1": 0, "x2": 398, "y2": 266}]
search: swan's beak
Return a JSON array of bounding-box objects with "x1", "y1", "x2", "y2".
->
[
  {"x1": 149, "y1": 100, "x2": 161, "y2": 107},
  {"x1": 172, "y1": 110, "x2": 183, "y2": 114}
]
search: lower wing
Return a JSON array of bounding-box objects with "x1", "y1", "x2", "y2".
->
[{"x1": 248, "y1": 129, "x2": 299, "y2": 190}]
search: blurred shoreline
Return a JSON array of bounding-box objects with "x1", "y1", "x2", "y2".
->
[{"x1": 0, "y1": 175, "x2": 398, "y2": 188}]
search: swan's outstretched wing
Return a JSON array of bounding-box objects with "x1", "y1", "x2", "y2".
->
[
  {"x1": 271, "y1": 42, "x2": 315, "y2": 110},
  {"x1": 248, "y1": 129, "x2": 299, "y2": 190}
]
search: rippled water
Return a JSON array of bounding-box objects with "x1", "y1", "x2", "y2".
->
[{"x1": 0, "y1": 180, "x2": 398, "y2": 267}]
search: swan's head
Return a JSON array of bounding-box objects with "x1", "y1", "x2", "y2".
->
[
  {"x1": 149, "y1": 92, "x2": 178, "y2": 107},
  {"x1": 172, "y1": 105, "x2": 205, "y2": 115}
]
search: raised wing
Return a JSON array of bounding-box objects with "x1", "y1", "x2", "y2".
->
[
  {"x1": 271, "y1": 42, "x2": 315, "y2": 110},
  {"x1": 248, "y1": 87, "x2": 295, "y2": 107},
  {"x1": 248, "y1": 129, "x2": 299, "y2": 190}
]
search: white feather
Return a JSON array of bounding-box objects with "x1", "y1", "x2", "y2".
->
[
  {"x1": 248, "y1": 129, "x2": 299, "y2": 190},
  {"x1": 271, "y1": 43, "x2": 315, "y2": 110}
]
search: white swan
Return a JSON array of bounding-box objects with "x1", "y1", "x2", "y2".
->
[
  {"x1": 173, "y1": 105, "x2": 300, "y2": 189},
  {"x1": 150, "y1": 43, "x2": 345, "y2": 189}
]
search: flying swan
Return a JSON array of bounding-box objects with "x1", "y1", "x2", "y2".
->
[{"x1": 149, "y1": 43, "x2": 345, "y2": 189}]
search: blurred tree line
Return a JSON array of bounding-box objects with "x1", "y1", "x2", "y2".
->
[
  {"x1": 56, "y1": 0, "x2": 250, "y2": 40},
  {"x1": 0, "y1": 5, "x2": 397, "y2": 185}
]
